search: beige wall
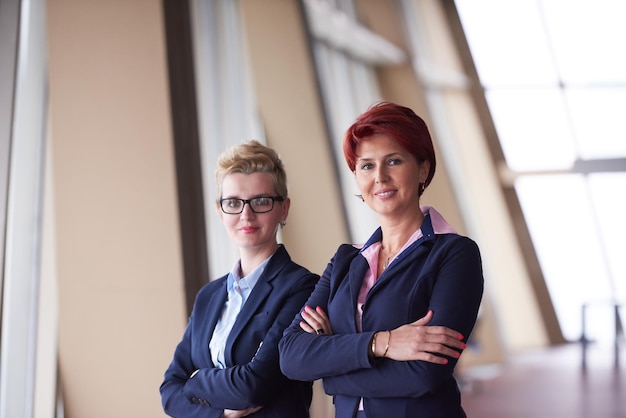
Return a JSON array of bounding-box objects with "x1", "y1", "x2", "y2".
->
[
  {"x1": 239, "y1": 0, "x2": 349, "y2": 272},
  {"x1": 47, "y1": 0, "x2": 184, "y2": 416}
]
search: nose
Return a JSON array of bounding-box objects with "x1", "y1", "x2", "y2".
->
[
  {"x1": 375, "y1": 166, "x2": 388, "y2": 183},
  {"x1": 240, "y1": 202, "x2": 256, "y2": 218}
]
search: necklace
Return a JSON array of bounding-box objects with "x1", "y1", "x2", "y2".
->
[{"x1": 381, "y1": 246, "x2": 396, "y2": 269}]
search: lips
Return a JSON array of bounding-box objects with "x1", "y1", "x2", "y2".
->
[
  {"x1": 240, "y1": 226, "x2": 258, "y2": 233},
  {"x1": 375, "y1": 189, "x2": 395, "y2": 198}
]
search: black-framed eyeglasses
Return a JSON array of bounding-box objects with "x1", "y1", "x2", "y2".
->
[{"x1": 219, "y1": 196, "x2": 285, "y2": 214}]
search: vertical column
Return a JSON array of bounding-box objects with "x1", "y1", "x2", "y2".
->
[{"x1": 0, "y1": 0, "x2": 48, "y2": 417}]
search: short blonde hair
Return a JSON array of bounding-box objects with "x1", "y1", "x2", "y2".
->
[{"x1": 215, "y1": 140, "x2": 288, "y2": 200}]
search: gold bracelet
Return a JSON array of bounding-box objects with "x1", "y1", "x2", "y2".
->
[
  {"x1": 370, "y1": 332, "x2": 378, "y2": 357},
  {"x1": 382, "y1": 331, "x2": 391, "y2": 357}
]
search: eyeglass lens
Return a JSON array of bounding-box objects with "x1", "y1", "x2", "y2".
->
[{"x1": 221, "y1": 197, "x2": 277, "y2": 214}]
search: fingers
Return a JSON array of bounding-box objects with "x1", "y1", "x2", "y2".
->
[
  {"x1": 411, "y1": 309, "x2": 434, "y2": 326},
  {"x1": 243, "y1": 406, "x2": 263, "y2": 416},
  {"x1": 410, "y1": 310, "x2": 465, "y2": 345},
  {"x1": 300, "y1": 306, "x2": 332, "y2": 335},
  {"x1": 299, "y1": 320, "x2": 316, "y2": 334},
  {"x1": 385, "y1": 334, "x2": 465, "y2": 363},
  {"x1": 222, "y1": 406, "x2": 264, "y2": 418},
  {"x1": 222, "y1": 409, "x2": 242, "y2": 418},
  {"x1": 425, "y1": 325, "x2": 464, "y2": 341},
  {"x1": 405, "y1": 328, "x2": 465, "y2": 355},
  {"x1": 419, "y1": 340, "x2": 464, "y2": 359},
  {"x1": 413, "y1": 351, "x2": 454, "y2": 365},
  {"x1": 387, "y1": 311, "x2": 468, "y2": 362}
]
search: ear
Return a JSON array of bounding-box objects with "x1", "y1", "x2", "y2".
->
[
  {"x1": 280, "y1": 197, "x2": 291, "y2": 221},
  {"x1": 419, "y1": 161, "x2": 430, "y2": 184}
]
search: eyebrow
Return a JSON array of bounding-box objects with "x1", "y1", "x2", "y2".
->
[
  {"x1": 221, "y1": 193, "x2": 275, "y2": 199},
  {"x1": 356, "y1": 152, "x2": 402, "y2": 162}
]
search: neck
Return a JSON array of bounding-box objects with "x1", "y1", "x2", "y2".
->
[
  {"x1": 380, "y1": 211, "x2": 424, "y2": 254},
  {"x1": 240, "y1": 243, "x2": 279, "y2": 277}
]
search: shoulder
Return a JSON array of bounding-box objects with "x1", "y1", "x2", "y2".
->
[
  {"x1": 187, "y1": 275, "x2": 227, "y2": 317},
  {"x1": 429, "y1": 234, "x2": 483, "y2": 267},
  {"x1": 195, "y1": 275, "x2": 227, "y2": 298},
  {"x1": 281, "y1": 260, "x2": 319, "y2": 281},
  {"x1": 271, "y1": 246, "x2": 319, "y2": 284},
  {"x1": 433, "y1": 233, "x2": 479, "y2": 250},
  {"x1": 335, "y1": 243, "x2": 362, "y2": 258}
]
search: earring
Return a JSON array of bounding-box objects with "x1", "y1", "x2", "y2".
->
[
  {"x1": 419, "y1": 182, "x2": 426, "y2": 195},
  {"x1": 280, "y1": 221, "x2": 287, "y2": 228},
  {"x1": 355, "y1": 194, "x2": 364, "y2": 202}
]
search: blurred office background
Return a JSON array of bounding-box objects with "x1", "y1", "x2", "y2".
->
[{"x1": 1, "y1": 0, "x2": 624, "y2": 417}]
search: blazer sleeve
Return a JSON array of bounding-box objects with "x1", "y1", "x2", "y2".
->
[
  {"x1": 161, "y1": 270, "x2": 318, "y2": 416},
  {"x1": 184, "y1": 271, "x2": 318, "y2": 407},
  {"x1": 280, "y1": 238, "x2": 484, "y2": 399},
  {"x1": 322, "y1": 237, "x2": 484, "y2": 398},
  {"x1": 160, "y1": 307, "x2": 225, "y2": 418},
  {"x1": 280, "y1": 247, "x2": 379, "y2": 381}
]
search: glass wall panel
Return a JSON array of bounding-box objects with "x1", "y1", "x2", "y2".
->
[
  {"x1": 567, "y1": 88, "x2": 626, "y2": 159},
  {"x1": 456, "y1": 0, "x2": 626, "y2": 342},
  {"x1": 486, "y1": 88, "x2": 576, "y2": 171}
]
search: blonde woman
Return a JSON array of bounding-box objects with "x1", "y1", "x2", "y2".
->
[{"x1": 162, "y1": 140, "x2": 318, "y2": 418}]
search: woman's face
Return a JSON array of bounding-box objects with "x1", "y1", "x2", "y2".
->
[
  {"x1": 354, "y1": 133, "x2": 429, "y2": 218},
  {"x1": 218, "y1": 172, "x2": 289, "y2": 252}
]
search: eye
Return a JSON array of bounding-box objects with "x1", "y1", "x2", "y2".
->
[
  {"x1": 253, "y1": 197, "x2": 272, "y2": 207},
  {"x1": 388, "y1": 157, "x2": 402, "y2": 166},
  {"x1": 224, "y1": 198, "x2": 242, "y2": 209},
  {"x1": 359, "y1": 162, "x2": 374, "y2": 171}
]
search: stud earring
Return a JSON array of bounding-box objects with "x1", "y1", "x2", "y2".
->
[{"x1": 280, "y1": 221, "x2": 287, "y2": 228}]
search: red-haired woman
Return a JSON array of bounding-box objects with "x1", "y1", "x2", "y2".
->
[{"x1": 279, "y1": 102, "x2": 484, "y2": 418}]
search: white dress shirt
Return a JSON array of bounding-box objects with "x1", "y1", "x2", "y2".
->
[{"x1": 209, "y1": 257, "x2": 269, "y2": 369}]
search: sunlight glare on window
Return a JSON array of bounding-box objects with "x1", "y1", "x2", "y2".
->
[
  {"x1": 566, "y1": 88, "x2": 626, "y2": 159},
  {"x1": 516, "y1": 175, "x2": 614, "y2": 341},
  {"x1": 455, "y1": 0, "x2": 626, "y2": 344},
  {"x1": 455, "y1": 0, "x2": 557, "y2": 87},
  {"x1": 588, "y1": 173, "x2": 626, "y2": 302},
  {"x1": 540, "y1": 0, "x2": 626, "y2": 84},
  {"x1": 486, "y1": 88, "x2": 576, "y2": 171}
]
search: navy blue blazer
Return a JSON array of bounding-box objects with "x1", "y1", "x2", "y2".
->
[
  {"x1": 161, "y1": 245, "x2": 319, "y2": 418},
  {"x1": 279, "y1": 215, "x2": 484, "y2": 418}
]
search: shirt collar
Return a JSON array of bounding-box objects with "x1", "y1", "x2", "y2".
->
[
  {"x1": 423, "y1": 205, "x2": 457, "y2": 235},
  {"x1": 227, "y1": 255, "x2": 272, "y2": 294},
  {"x1": 357, "y1": 206, "x2": 456, "y2": 253}
]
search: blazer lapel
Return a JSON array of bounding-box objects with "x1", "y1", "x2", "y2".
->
[
  {"x1": 205, "y1": 287, "x2": 228, "y2": 335},
  {"x1": 370, "y1": 214, "x2": 436, "y2": 295},
  {"x1": 227, "y1": 279, "x2": 272, "y2": 351},
  {"x1": 203, "y1": 281, "x2": 228, "y2": 364},
  {"x1": 347, "y1": 255, "x2": 369, "y2": 332},
  {"x1": 223, "y1": 247, "x2": 287, "y2": 365}
]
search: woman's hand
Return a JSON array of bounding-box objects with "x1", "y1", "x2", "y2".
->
[
  {"x1": 376, "y1": 310, "x2": 466, "y2": 363},
  {"x1": 299, "y1": 305, "x2": 333, "y2": 335},
  {"x1": 221, "y1": 406, "x2": 263, "y2": 417}
]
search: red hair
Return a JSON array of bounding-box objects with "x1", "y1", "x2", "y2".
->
[{"x1": 343, "y1": 102, "x2": 436, "y2": 190}]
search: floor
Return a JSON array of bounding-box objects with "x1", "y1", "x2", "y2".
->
[{"x1": 460, "y1": 342, "x2": 625, "y2": 418}]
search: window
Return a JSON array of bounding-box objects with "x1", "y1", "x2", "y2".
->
[
  {"x1": 190, "y1": 0, "x2": 266, "y2": 278},
  {"x1": 455, "y1": 0, "x2": 626, "y2": 342},
  {"x1": 303, "y1": 0, "x2": 405, "y2": 243}
]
